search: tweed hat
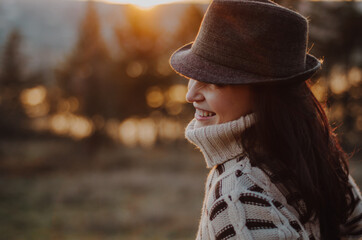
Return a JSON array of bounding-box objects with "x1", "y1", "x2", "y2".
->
[{"x1": 169, "y1": 0, "x2": 322, "y2": 85}]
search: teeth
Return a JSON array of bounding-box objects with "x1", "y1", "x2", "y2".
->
[{"x1": 196, "y1": 109, "x2": 215, "y2": 117}]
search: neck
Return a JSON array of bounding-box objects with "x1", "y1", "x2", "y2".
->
[{"x1": 185, "y1": 113, "x2": 256, "y2": 168}]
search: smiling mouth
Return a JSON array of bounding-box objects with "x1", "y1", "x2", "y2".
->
[{"x1": 195, "y1": 108, "x2": 216, "y2": 120}]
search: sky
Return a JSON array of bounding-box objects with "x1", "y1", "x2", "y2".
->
[
  {"x1": 76, "y1": 0, "x2": 361, "y2": 10},
  {"x1": 77, "y1": 0, "x2": 211, "y2": 9}
]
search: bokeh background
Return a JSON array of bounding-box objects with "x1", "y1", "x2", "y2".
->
[{"x1": 0, "y1": 0, "x2": 361, "y2": 239}]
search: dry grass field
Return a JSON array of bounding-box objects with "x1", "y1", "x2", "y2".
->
[{"x1": 0, "y1": 139, "x2": 360, "y2": 240}]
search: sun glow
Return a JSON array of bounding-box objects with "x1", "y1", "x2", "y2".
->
[
  {"x1": 81, "y1": 0, "x2": 210, "y2": 10},
  {"x1": 97, "y1": 0, "x2": 180, "y2": 9},
  {"x1": 131, "y1": 0, "x2": 171, "y2": 9},
  {"x1": 80, "y1": 0, "x2": 355, "y2": 10}
]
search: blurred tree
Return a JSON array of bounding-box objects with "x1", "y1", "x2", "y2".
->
[
  {"x1": 306, "y1": 1, "x2": 362, "y2": 73},
  {"x1": 55, "y1": 1, "x2": 116, "y2": 150},
  {"x1": 301, "y1": 1, "x2": 362, "y2": 157},
  {"x1": 112, "y1": 6, "x2": 176, "y2": 119},
  {"x1": 173, "y1": 4, "x2": 204, "y2": 47},
  {"x1": 170, "y1": 4, "x2": 204, "y2": 118},
  {"x1": 0, "y1": 29, "x2": 29, "y2": 138},
  {"x1": 0, "y1": 30, "x2": 23, "y2": 86}
]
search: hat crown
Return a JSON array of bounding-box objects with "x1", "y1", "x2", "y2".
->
[{"x1": 192, "y1": 0, "x2": 309, "y2": 77}]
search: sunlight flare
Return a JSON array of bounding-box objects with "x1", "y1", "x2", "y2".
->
[
  {"x1": 20, "y1": 86, "x2": 47, "y2": 106},
  {"x1": 78, "y1": 0, "x2": 210, "y2": 10},
  {"x1": 78, "y1": 0, "x2": 355, "y2": 10}
]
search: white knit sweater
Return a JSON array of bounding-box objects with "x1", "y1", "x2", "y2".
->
[{"x1": 185, "y1": 113, "x2": 362, "y2": 240}]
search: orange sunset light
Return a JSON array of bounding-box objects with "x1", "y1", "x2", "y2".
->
[
  {"x1": 78, "y1": 0, "x2": 353, "y2": 10},
  {"x1": 80, "y1": 0, "x2": 210, "y2": 9}
]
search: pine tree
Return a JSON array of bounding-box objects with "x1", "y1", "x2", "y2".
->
[
  {"x1": 173, "y1": 4, "x2": 204, "y2": 47},
  {"x1": 55, "y1": 1, "x2": 116, "y2": 150},
  {"x1": 57, "y1": 0, "x2": 113, "y2": 116},
  {"x1": 1, "y1": 29, "x2": 24, "y2": 87},
  {"x1": 112, "y1": 5, "x2": 174, "y2": 118},
  {"x1": 0, "y1": 29, "x2": 28, "y2": 138},
  {"x1": 306, "y1": 1, "x2": 362, "y2": 156}
]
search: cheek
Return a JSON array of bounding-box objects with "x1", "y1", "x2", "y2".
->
[
  {"x1": 211, "y1": 97, "x2": 238, "y2": 120},
  {"x1": 207, "y1": 94, "x2": 225, "y2": 113},
  {"x1": 214, "y1": 91, "x2": 253, "y2": 121}
]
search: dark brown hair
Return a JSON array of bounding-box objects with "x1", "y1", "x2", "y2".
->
[{"x1": 241, "y1": 80, "x2": 358, "y2": 239}]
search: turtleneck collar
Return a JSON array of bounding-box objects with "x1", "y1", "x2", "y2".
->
[{"x1": 185, "y1": 112, "x2": 256, "y2": 168}]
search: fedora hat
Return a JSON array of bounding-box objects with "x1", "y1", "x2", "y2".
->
[{"x1": 169, "y1": 0, "x2": 322, "y2": 85}]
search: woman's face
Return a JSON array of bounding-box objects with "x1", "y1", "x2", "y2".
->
[{"x1": 186, "y1": 79, "x2": 254, "y2": 128}]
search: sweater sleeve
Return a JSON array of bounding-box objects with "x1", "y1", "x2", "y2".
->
[
  {"x1": 205, "y1": 190, "x2": 307, "y2": 240},
  {"x1": 340, "y1": 174, "x2": 362, "y2": 239}
]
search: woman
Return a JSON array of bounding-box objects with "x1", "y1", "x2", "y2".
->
[{"x1": 169, "y1": 0, "x2": 362, "y2": 239}]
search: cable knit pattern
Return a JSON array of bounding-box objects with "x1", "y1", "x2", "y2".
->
[{"x1": 185, "y1": 113, "x2": 362, "y2": 240}]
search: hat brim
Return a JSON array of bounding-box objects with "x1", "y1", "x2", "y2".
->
[{"x1": 169, "y1": 42, "x2": 322, "y2": 85}]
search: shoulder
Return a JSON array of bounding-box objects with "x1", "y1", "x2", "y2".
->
[
  {"x1": 205, "y1": 184, "x2": 309, "y2": 239},
  {"x1": 206, "y1": 154, "x2": 278, "y2": 207},
  {"x1": 339, "y1": 174, "x2": 362, "y2": 239},
  {"x1": 204, "y1": 156, "x2": 312, "y2": 239}
]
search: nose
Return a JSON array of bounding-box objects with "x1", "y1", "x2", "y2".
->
[{"x1": 186, "y1": 79, "x2": 204, "y2": 103}]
